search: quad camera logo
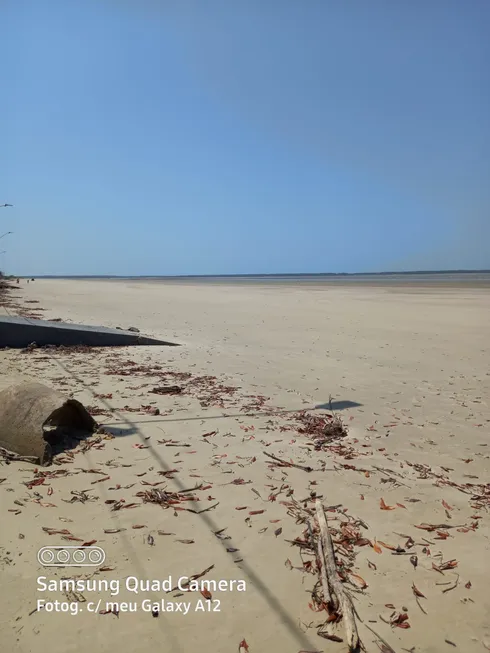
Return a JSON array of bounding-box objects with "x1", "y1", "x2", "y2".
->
[{"x1": 38, "y1": 546, "x2": 105, "y2": 567}]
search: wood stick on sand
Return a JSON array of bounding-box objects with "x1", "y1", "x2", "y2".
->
[
  {"x1": 263, "y1": 451, "x2": 313, "y2": 472},
  {"x1": 308, "y1": 520, "x2": 332, "y2": 608},
  {"x1": 317, "y1": 530, "x2": 334, "y2": 609},
  {"x1": 315, "y1": 499, "x2": 360, "y2": 651}
]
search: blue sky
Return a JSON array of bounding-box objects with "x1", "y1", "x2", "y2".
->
[{"x1": 1, "y1": 1, "x2": 489, "y2": 276}]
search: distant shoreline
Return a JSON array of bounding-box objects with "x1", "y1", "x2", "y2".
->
[
  {"x1": 21, "y1": 270, "x2": 490, "y2": 289},
  {"x1": 21, "y1": 269, "x2": 490, "y2": 279}
]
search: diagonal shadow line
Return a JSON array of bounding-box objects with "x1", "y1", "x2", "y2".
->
[
  {"x1": 7, "y1": 312, "x2": 184, "y2": 648},
  {"x1": 94, "y1": 400, "x2": 363, "y2": 430},
  {"x1": 48, "y1": 354, "x2": 318, "y2": 650},
  {"x1": 80, "y1": 447, "x2": 185, "y2": 653},
  {"x1": 100, "y1": 406, "x2": 322, "y2": 429}
]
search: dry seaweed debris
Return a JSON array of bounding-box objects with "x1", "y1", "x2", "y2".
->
[
  {"x1": 104, "y1": 359, "x2": 240, "y2": 408},
  {"x1": 0, "y1": 282, "x2": 45, "y2": 320},
  {"x1": 22, "y1": 343, "x2": 96, "y2": 355},
  {"x1": 294, "y1": 411, "x2": 349, "y2": 450},
  {"x1": 135, "y1": 484, "x2": 219, "y2": 514}
]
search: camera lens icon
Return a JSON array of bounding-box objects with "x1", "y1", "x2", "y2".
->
[
  {"x1": 39, "y1": 548, "x2": 55, "y2": 565},
  {"x1": 37, "y1": 546, "x2": 106, "y2": 567},
  {"x1": 56, "y1": 549, "x2": 70, "y2": 564},
  {"x1": 72, "y1": 549, "x2": 87, "y2": 564},
  {"x1": 88, "y1": 548, "x2": 104, "y2": 564}
]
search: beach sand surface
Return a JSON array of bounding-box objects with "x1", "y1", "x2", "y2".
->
[{"x1": 1, "y1": 279, "x2": 489, "y2": 653}]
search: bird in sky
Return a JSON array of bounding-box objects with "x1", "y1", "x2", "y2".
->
[{"x1": 1, "y1": 204, "x2": 14, "y2": 207}]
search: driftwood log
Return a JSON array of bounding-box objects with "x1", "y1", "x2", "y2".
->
[{"x1": 315, "y1": 499, "x2": 360, "y2": 651}]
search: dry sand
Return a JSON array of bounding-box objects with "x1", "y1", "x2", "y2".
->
[{"x1": 1, "y1": 278, "x2": 489, "y2": 653}]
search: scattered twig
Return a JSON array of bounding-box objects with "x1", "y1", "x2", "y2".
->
[
  {"x1": 442, "y1": 574, "x2": 460, "y2": 594},
  {"x1": 364, "y1": 623, "x2": 397, "y2": 652},
  {"x1": 264, "y1": 451, "x2": 314, "y2": 473}
]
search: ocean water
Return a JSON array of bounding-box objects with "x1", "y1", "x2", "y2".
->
[
  {"x1": 49, "y1": 271, "x2": 490, "y2": 287},
  {"x1": 148, "y1": 272, "x2": 490, "y2": 285}
]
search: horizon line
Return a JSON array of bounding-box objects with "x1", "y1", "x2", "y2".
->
[{"x1": 12, "y1": 268, "x2": 490, "y2": 279}]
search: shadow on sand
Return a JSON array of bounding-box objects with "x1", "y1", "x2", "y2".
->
[
  {"x1": 43, "y1": 355, "x2": 352, "y2": 651},
  {"x1": 101, "y1": 399, "x2": 363, "y2": 437}
]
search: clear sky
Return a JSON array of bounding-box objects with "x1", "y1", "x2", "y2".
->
[{"x1": 1, "y1": 1, "x2": 489, "y2": 276}]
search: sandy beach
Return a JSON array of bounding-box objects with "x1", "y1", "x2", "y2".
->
[{"x1": 1, "y1": 278, "x2": 489, "y2": 653}]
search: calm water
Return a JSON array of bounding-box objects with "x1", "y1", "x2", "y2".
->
[
  {"x1": 149, "y1": 272, "x2": 490, "y2": 284},
  {"x1": 51, "y1": 271, "x2": 490, "y2": 288}
]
